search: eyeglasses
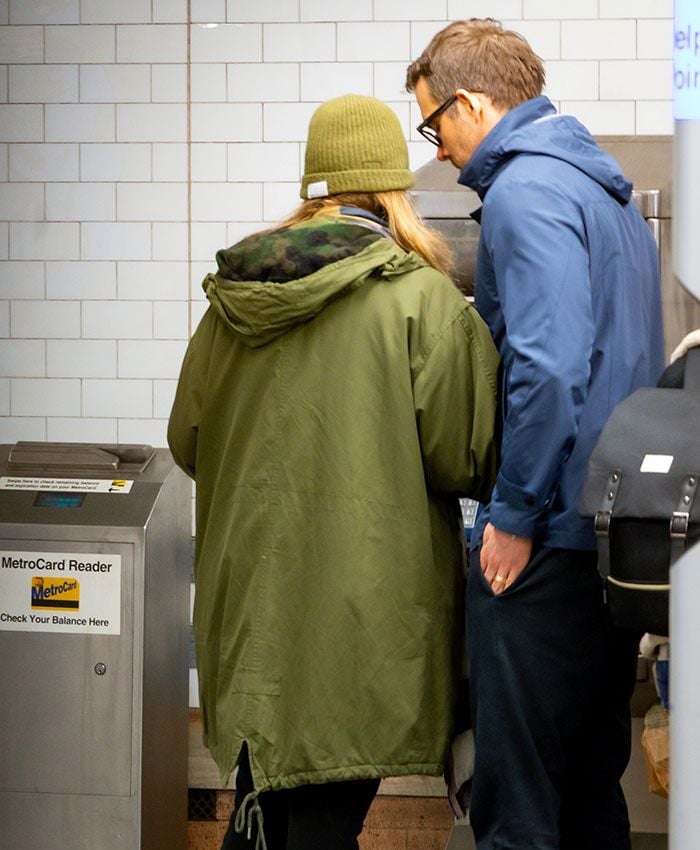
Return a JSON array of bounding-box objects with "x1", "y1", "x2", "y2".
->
[{"x1": 417, "y1": 94, "x2": 457, "y2": 146}]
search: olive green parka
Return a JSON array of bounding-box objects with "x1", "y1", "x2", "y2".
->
[{"x1": 168, "y1": 212, "x2": 499, "y2": 792}]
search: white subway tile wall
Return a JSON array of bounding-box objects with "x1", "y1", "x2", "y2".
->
[
  {"x1": 116, "y1": 25, "x2": 188, "y2": 64},
  {"x1": 46, "y1": 261, "x2": 116, "y2": 299},
  {"x1": 80, "y1": 144, "x2": 151, "y2": 182},
  {"x1": 47, "y1": 339, "x2": 117, "y2": 377},
  {"x1": 0, "y1": 339, "x2": 45, "y2": 376},
  {"x1": 45, "y1": 183, "x2": 115, "y2": 221},
  {"x1": 0, "y1": 106, "x2": 44, "y2": 142},
  {"x1": 9, "y1": 65, "x2": 79, "y2": 102},
  {"x1": 80, "y1": 65, "x2": 151, "y2": 103},
  {"x1": 264, "y1": 101, "x2": 321, "y2": 142},
  {"x1": 191, "y1": 63, "x2": 226, "y2": 102},
  {"x1": 10, "y1": 144, "x2": 80, "y2": 182},
  {"x1": 47, "y1": 417, "x2": 118, "y2": 442},
  {"x1": 562, "y1": 19, "x2": 637, "y2": 60},
  {"x1": 153, "y1": 0, "x2": 188, "y2": 25},
  {"x1": 191, "y1": 222, "x2": 227, "y2": 261},
  {"x1": 116, "y1": 103, "x2": 188, "y2": 142},
  {"x1": 9, "y1": 0, "x2": 79, "y2": 26},
  {"x1": 0, "y1": 5, "x2": 673, "y2": 454},
  {"x1": 636, "y1": 100, "x2": 673, "y2": 135},
  {"x1": 80, "y1": 0, "x2": 150, "y2": 25},
  {"x1": 44, "y1": 24, "x2": 115, "y2": 63},
  {"x1": 228, "y1": 62, "x2": 300, "y2": 102},
  {"x1": 524, "y1": 0, "x2": 597, "y2": 18},
  {"x1": 1, "y1": 261, "x2": 45, "y2": 298},
  {"x1": 151, "y1": 144, "x2": 188, "y2": 181},
  {"x1": 638, "y1": 19, "x2": 673, "y2": 60},
  {"x1": 191, "y1": 1, "x2": 226, "y2": 24},
  {"x1": 264, "y1": 23, "x2": 335, "y2": 63},
  {"x1": 190, "y1": 23, "x2": 262, "y2": 63},
  {"x1": 46, "y1": 104, "x2": 116, "y2": 142},
  {"x1": 11, "y1": 300, "x2": 80, "y2": 338},
  {"x1": 300, "y1": 0, "x2": 372, "y2": 23}
]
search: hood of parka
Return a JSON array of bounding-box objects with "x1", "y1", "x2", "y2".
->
[{"x1": 203, "y1": 215, "x2": 427, "y2": 348}]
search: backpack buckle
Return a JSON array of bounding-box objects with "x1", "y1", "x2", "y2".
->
[{"x1": 670, "y1": 511, "x2": 690, "y2": 539}]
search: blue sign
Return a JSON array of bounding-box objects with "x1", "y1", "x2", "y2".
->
[{"x1": 674, "y1": 0, "x2": 700, "y2": 120}]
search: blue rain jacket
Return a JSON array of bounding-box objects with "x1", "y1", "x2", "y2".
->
[{"x1": 462, "y1": 96, "x2": 664, "y2": 551}]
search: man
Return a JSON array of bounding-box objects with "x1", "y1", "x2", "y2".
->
[{"x1": 407, "y1": 19, "x2": 664, "y2": 850}]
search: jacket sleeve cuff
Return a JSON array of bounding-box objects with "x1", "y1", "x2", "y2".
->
[{"x1": 488, "y1": 473, "x2": 549, "y2": 538}]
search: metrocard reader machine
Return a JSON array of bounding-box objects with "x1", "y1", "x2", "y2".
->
[{"x1": 0, "y1": 442, "x2": 191, "y2": 850}]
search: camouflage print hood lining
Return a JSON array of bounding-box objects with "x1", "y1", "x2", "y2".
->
[
  {"x1": 215, "y1": 218, "x2": 385, "y2": 285},
  {"x1": 202, "y1": 214, "x2": 428, "y2": 348}
]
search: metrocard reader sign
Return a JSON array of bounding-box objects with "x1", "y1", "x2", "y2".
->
[{"x1": 0, "y1": 550, "x2": 121, "y2": 635}]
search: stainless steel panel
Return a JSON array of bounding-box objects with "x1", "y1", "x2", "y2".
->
[
  {"x1": 0, "y1": 445, "x2": 191, "y2": 850},
  {"x1": 140, "y1": 464, "x2": 191, "y2": 850},
  {"x1": 0, "y1": 541, "x2": 134, "y2": 797},
  {"x1": 633, "y1": 189, "x2": 661, "y2": 219}
]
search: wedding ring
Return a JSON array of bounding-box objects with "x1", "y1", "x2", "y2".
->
[{"x1": 494, "y1": 575, "x2": 507, "y2": 584}]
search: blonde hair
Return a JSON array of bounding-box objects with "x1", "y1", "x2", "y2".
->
[{"x1": 275, "y1": 190, "x2": 454, "y2": 280}]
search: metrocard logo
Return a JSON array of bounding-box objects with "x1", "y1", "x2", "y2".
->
[{"x1": 31, "y1": 576, "x2": 80, "y2": 611}]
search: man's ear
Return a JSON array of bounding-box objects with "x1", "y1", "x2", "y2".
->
[{"x1": 455, "y1": 88, "x2": 483, "y2": 120}]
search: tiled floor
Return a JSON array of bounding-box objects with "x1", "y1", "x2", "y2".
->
[
  {"x1": 187, "y1": 780, "x2": 668, "y2": 850},
  {"x1": 188, "y1": 792, "x2": 454, "y2": 849},
  {"x1": 188, "y1": 793, "x2": 667, "y2": 849}
]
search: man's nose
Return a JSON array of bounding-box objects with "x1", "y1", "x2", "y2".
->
[{"x1": 436, "y1": 144, "x2": 449, "y2": 162}]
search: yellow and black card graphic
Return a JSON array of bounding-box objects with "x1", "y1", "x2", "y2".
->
[{"x1": 31, "y1": 576, "x2": 80, "y2": 611}]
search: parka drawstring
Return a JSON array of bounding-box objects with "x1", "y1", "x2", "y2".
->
[{"x1": 233, "y1": 791, "x2": 268, "y2": 850}]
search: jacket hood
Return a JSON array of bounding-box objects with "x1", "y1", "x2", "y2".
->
[
  {"x1": 459, "y1": 96, "x2": 632, "y2": 204},
  {"x1": 203, "y1": 214, "x2": 425, "y2": 348}
]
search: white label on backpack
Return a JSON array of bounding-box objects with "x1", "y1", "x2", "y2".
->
[{"x1": 640, "y1": 454, "x2": 674, "y2": 473}]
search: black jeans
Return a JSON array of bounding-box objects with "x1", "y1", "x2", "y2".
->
[
  {"x1": 467, "y1": 546, "x2": 640, "y2": 850},
  {"x1": 221, "y1": 749, "x2": 380, "y2": 850}
]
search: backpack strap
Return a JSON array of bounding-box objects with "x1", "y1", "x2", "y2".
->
[
  {"x1": 594, "y1": 468, "x2": 622, "y2": 579},
  {"x1": 683, "y1": 347, "x2": 700, "y2": 394},
  {"x1": 670, "y1": 473, "x2": 700, "y2": 565}
]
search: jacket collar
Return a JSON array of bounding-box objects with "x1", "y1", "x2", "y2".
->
[{"x1": 458, "y1": 96, "x2": 556, "y2": 200}]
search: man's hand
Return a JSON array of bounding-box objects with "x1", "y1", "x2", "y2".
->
[{"x1": 480, "y1": 522, "x2": 533, "y2": 594}]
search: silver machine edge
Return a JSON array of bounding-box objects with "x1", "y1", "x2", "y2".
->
[{"x1": 0, "y1": 442, "x2": 192, "y2": 850}]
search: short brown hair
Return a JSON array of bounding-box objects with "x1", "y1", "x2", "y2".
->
[{"x1": 406, "y1": 19, "x2": 545, "y2": 111}]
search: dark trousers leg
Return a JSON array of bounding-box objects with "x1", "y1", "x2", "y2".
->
[
  {"x1": 284, "y1": 775, "x2": 380, "y2": 850},
  {"x1": 221, "y1": 749, "x2": 380, "y2": 850},
  {"x1": 467, "y1": 546, "x2": 639, "y2": 850},
  {"x1": 221, "y1": 750, "x2": 288, "y2": 850}
]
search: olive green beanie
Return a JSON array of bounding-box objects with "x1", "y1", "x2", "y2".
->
[{"x1": 300, "y1": 94, "x2": 414, "y2": 199}]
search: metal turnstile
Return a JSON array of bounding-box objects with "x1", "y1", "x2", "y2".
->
[{"x1": 0, "y1": 442, "x2": 191, "y2": 850}]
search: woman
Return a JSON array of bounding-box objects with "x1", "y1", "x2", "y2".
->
[{"x1": 168, "y1": 94, "x2": 499, "y2": 850}]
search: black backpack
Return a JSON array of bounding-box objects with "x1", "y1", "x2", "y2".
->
[{"x1": 579, "y1": 348, "x2": 700, "y2": 636}]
